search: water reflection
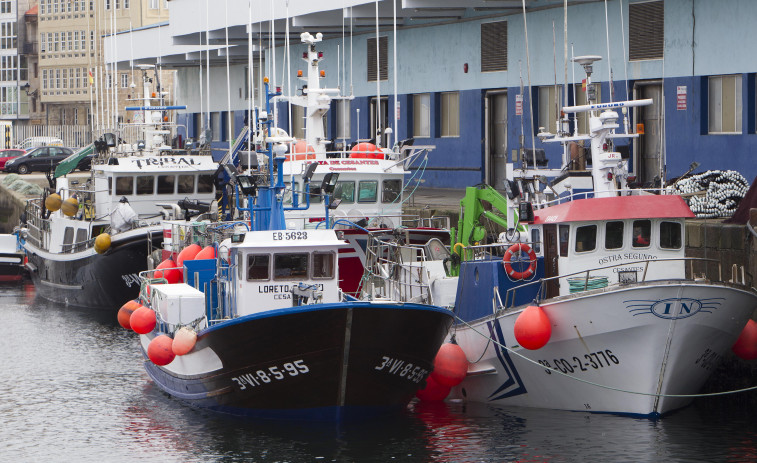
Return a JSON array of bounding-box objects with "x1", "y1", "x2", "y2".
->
[{"x1": 2, "y1": 282, "x2": 757, "y2": 462}]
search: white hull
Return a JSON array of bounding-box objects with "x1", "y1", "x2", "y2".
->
[{"x1": 451, "y1": 282, "x2": 757, "y2": 416}]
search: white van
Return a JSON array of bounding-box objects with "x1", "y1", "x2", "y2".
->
[{"x1": 16, "y1": 136, "x2": 64, "y2": 150}]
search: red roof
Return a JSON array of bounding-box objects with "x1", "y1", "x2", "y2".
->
[
  {"x1": 25, "y1": 5, "x2": 38, "y2": 15},
  {"x1": 532, "y1": 195, "x2": 695, "y2": 224}
]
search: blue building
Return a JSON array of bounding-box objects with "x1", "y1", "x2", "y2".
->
[{"x1": 106, "y1": 0, "x2": 757, "y2": 189}]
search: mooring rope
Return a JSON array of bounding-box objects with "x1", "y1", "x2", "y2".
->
[{"x1": 455, "y1": 314, "x2": 757, "y2": 398}]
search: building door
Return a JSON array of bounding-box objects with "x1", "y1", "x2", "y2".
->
[
  {"x1": 633, "y1": 82, "x2": 664, "y2": 185},
  {"x1": 543, "y1": 224, "x2": 559, "y2": 298},
  {"x1": 485, "y1": 91, "x2": 508, "y2": 189},
  {"x1": 370, "y1": 96, "x2": 389, "y2": 148}
]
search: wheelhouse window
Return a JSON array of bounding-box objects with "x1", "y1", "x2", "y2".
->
[
  {"x1": 136, "y1": 176, "x2": 154, "y2": 195},
  {"x1": 177, "y1": 174, "x2": 195, "y2": 194},
  {"x1": 334, "y1": 181, "x2": 355, "y2": 204},
  {"x1": 605, "y1": 221, "x2": 624, "y2": 250},
  {"x1": 312, "y1": 252, "x2": 335, "y2": 279},
  {"x1": 659, "y1": 221, "x2": 682, "y2": 249},
  {"x1": 558, "y1": 225, "x2": 569, "y2": 257},
  {"x1": 197, "y1": 175, "x2": 214, "y2": 193},
  {"x1": 531, "y1": 228, "x2": 541, "y2": 253},
  {"x1": 157, "y1": 175, "x2": 175, "y2": 194},
  {"x1": 115, "y1": 176, "x2": 133, "y2": 195},
  {"x1": 632, "y1": 220, "x2": 652, "y2": 248},
  {"x1": 309, "y1": 184, "x2": 323, "y2": 204},
  {"x1": 358, "y1": 181, "x2": 378, "y2": 203},
  {"x1": 247, "y1": 254, "x2": 270, "y2": 281},
  {"x1": 575, "y1": 225, "x2": 597, "y2": 253},
  {"x1": 274, "y1": 253, "x2": 309, "y2": 280},
  {"x1": 382, "y1": 179, "x2": 401, "y2": 203}
]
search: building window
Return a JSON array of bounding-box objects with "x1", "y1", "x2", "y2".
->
[
  {"x1": 81, "y1": 30, "x2": 86, "y2": 50},
  {"x1": 367, "y1": 36, "x2": 388, "y2": 82},
  {"x1": 629, "y1": 0, "x2": 664, "y2": 60},
  {"x1": 90, "y1": 31, "x2": 94, "y2": 51},
  {"x1": 336, "y1": 99, "x2": 350, "y2": 139},
  {"x1": 120, "y1": 73, "x2": 128, "y2": 88},
  {"x1": 538, "y1": 86, "x2": 562, "y2": 134},
  {"x1": 40, "y1": 32, "x2": 46, "y2": 53},
  {"x1": 149, "y1": 0, "x2": 158, "y2": 9},
  {"x1": 481, "y1": 21, "x2": 507, "y2": 72},
  {"x1": 125, "y1": 0, "x2": 129, "y2": 8},
  {"x1": 413, "y1": 93, "x2": 430, "y2": 138},
  {"x1": 210, "y1": 112, "x2": 221, "y2": 141},
  {"x1": 441, "y1": 92, "x2": 459, "y2": 137},
  {"x1": 709, "y1": 74, "x2": 742, "y2": 134},
  {"x1": 0, "y1": 21, "x2": 17, "y2": 50},
  {"x1": 73, "y1": 31, "x2": 79, "y2": 50},
  {"x1": 42, "y1": 69, "x2": 48, "y2": 90}
]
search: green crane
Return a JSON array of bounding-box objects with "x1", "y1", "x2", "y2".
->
[{"x1": 448, "y1": 184, "x2": 528, "y2": 276}]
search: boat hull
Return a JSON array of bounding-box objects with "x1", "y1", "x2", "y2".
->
[
  {"x1": 24, "y1": 231, "x2": 162, "y2": 310},
  {"x1": 0, "y1": 252, "x2": 25, "y2": 282},
  {"x1": 451, "y1": 282, "x2": 757, "y2": 417},
  {"x1": 141, "y1": 302, "x2": 453, "y2": 420}
]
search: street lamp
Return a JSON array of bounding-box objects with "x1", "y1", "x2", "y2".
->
[{"x1": 20, "y1": 83, "x2": 38, "y2": 98}]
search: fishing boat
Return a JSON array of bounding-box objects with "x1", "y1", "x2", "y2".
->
[
  {"x1": 217, "y1": 32, "x2": 448, "y2": 296},
  {"x1": 17, "y1": 66, "x2": 218, "y2": 310},
  {"x1": 0, "y1": 233, "x2": 26, "y2": 282},
  {"x1": 376, "y1": 57, "x2": 757, "y2": 416},
  {"x1": 118, "y1": 80, "x2": 453, "y2": 420}
]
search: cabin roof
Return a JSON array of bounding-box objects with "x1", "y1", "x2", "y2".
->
[{"x1": 532, "y1": 195, "x2": 695, "y2": 224}]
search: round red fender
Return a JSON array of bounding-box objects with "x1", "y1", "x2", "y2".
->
[
  {"x1": 431, "y1": 342, "x2": 469, "y2": 387},
  {"x1": 503, "y1": 243, "x2": 537, "y2": 280},
  {"x1": 176, "y1": 243, "x2": 202, "y2": 267},
  {"x1": 131, "y1": 305, "x2": 157, "y2": 335},
  {"x1": 172, "y1": 326, "x2": 198, "y2": 356},
  {"x1": 732, "y1": 319, "x2": 757, "y2": 360},
  {"x1": 514, "y1": 305, "x2": 552, "y2": 350},
  {"x1": 148, "y1": 335, "x2": 176, "y2": 366},
  {"x1": 195, "y1": 245, "x2": 216, "y2": 260},
  {"x1": 117, "y1": 300, "x2": 140, "y2": 330},
  {"x1": 154, "y1": 258, "x2": 182, "y2": 284},
  {"x1": 416, "y1": 375, "x2": 451, "y2": 402}
]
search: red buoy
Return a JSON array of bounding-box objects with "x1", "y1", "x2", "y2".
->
[
  {"x1": 513, "y1": 305, "x2": 552, "y2": 350},
  {"x1": 416, "y1": 375, "x2": 451, "y2": 402},
  {"x1": 431, "y1": 342, "x2": 469, "y2": 387},
  {"x1": 154, "y1": 258, "x2": 182, "y2": 284},
  {"x1": 147, "y1": 335, "x2": 176, "y2": 366},
  {"x1": 172, "y1": 326, "x2": 197, "y2": 356},
  {"x1": 195, "y1": 245, "x2": 216, "y2": 260},
  {"x1": 287, "y1": 140, "x2": 316, "y2": 160},
  {"x1": 176, "y1": 243, "x2": 202, "y2": 267},
  {"x1": 130, "y1": 306, "x2": 157, "y2": 334},
  {"x1": 117, "y1": 300, "x2": 140, "y2": 329},
  {"x1": 732, "y1": 319, "x2": 757, "y2": 360}
]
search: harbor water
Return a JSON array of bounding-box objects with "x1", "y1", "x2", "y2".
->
[{"x1": 2, "y1": 281, "x2": 756, "y2": 462}]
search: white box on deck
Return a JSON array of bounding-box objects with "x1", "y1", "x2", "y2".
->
[{"x1": 151, "y1": 283, "x2": 205, "y2": 325}]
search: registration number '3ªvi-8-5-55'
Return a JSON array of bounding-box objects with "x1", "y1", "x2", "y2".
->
[{"x1": 231, "y1": 360, "x2": 309, "y2": 390}]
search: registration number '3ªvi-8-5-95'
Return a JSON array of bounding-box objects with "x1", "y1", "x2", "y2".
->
[{"x1": 231, "y1": 360, "x2": 310, "y2": 390}]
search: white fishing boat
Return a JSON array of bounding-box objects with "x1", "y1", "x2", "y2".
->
[
  {"x1": 372, "y1": 57, "x2": 757, "y2": 417},
  {"x1": 17, "y1": 67, "x2": 218, "y2": 310}
]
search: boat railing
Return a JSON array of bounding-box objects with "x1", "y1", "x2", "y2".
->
[
  {"x1": 164, "y1": 220, "x2": 248, "y2": 254},
  {"x1": 359, "y1": 233, "x2": 439, "y2": 305},
  {"x1": 287, "y1": 214, "x2": 449, "y2": 231},
  {"x1": 454, "y1": 241, "x2": 539, "y2": 263},
  {"x1": 531, "y1": 187, "x2": 672, "y2": 210},
  {"x1": 500, "y1": 257, "x2": 748, "y2": 310}
]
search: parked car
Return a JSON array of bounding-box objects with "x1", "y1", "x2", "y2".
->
[
  {"x1": 4, "y1": 146, "x2": 75, "y2": 174},
  {"x1": 0, "y1": 149, "x2": 27, "y2": 171},
  {"x1": 15, "y1": 137, "x2": 64, "y2": 151}
]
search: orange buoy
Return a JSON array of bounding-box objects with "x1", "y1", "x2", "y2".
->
[
  {"x1": 147, "y1": 335, "x2": 176, "y2": 366},
  {"x1": 172, "y1": 326, "x2": 198, "y2": 356},
  {"x1": 117, "y1": 300, "x2": 140, "y2": 330},
  {"x1": 513, "y1": 305, "x2": 552, "y2": 350},
  {"x1": 732, "y1": 319, "x2": 757, "y2": 360},
  {"x1": 431, "y1": 342, "x2": 469, "y2": 387},
  {"x1": 154, "y1": 258, "x2": 182, "y2": 284},
  {"x1": 287, "y1": 140, "x2": 316, "y2": 161},
  {"x1": 130, "y1": 305, "x2": 157, "y2": 334},
  {"x1": 350, "y1": 142, "x2": 383, "y2": 159},
  {"x1": 195, "y1": 245, "x2": 216, "y2": 260},
  {"x1": 416, "y1": 375, "x2": 451, "y2": 402},
  {"x1": 176, "y1": 243, "x2": 202, "y2": 267}
]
